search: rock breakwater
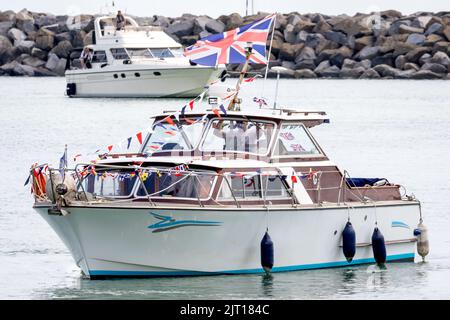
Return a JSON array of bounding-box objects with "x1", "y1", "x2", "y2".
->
[{"x1": 0, "y1": 8, "x2": 449, "y2": 79}]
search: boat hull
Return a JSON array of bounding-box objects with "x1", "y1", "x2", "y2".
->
[
  {"x1": 65, "y1": 65, "x2": 224, "y2": 98},
  {"x1": 34, "y1": 202, "x2": 419, "y2": 278}
]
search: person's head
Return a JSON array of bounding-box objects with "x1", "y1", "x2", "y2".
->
[
  {"x1": 117, "y1": 10, "x2": 122, "y2": 15},
  {"x1": 83, "y1": 47, "x2": 89, "y2": 52}
]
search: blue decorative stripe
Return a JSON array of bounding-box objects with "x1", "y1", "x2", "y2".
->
[
  {"x1": 147, "y1": 212, "x2": 222, "y2": 230},
  {"x1": 391, "y1": 221, "x2": 410, "y2": 229},
  {"x1": 89, "y1": 253, "x2": 415, "y2": 277}
]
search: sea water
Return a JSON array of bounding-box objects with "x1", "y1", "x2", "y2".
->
[{"x1": 0, "y1": 78, "x2": 449, "y2": 299}]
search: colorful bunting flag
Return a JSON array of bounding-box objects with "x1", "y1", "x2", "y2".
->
[{"x1": 136, "y1": 132, "x2": 143, "y2": 144}]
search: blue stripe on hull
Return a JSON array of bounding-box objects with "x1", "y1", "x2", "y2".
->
[{"x1": 89, "y1": 253, "x2": 415, "y2": 277}]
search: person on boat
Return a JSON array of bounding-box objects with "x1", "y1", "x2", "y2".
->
[
  {"x1": 115, "y1": 10, "x2": 125, "y2": 30},
  {"x1": 79, "y1": 47, "x2": 93, "y2": 69}
]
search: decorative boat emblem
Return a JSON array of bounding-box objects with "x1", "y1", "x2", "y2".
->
[
  {"x1": 391, "y1": 221, "x2": 410, "y2": 229},
  {"x1": 147, "y1": 212, "x2": 222, "y2": 233}
]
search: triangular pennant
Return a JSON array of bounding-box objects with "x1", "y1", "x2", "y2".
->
[
  {"x1": 108, "y1": 145, "x2": 113, "y2": 152},
  {"x1": 164, "y1": 116, "x2": 175, "y2": 125},
  {"x1": 127, "y1": 137, "x2": 132, "y2": 149},
  {"x1": 219, "y1": 104, "x2": 227, "y2": 115},
  {"x1": 180, "y1": 105, "x2": 187, "y2": 116},
  {"x1": 136, "y1": 132, "x2": 143, "y2": 144},
  {"x1": 24, "y1": 175, "x2": 31, "y2": 186}
]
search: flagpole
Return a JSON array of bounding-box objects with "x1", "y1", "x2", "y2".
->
[
  {"x1": 260, "y1": 13, "x2": 277, "y2": 108},
  {"x1": 228, "y1": 43, "x2": 253, "y2": 111}
]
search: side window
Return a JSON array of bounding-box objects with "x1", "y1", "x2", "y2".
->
[
  {"x1": 149, "y1": 48, "x2": 174, "y2": 58},
  {"x1": 219, "y1": 173, "x2": 289, "y2": 201},
  {"x1": 110, "y1": 48, "x2": 130, "y2": 60},
  {"x1": 92, "y1": 51, "x2": 107, "y2": 63},
  {"x1": 274, "y1": 124, "x2": 321, "y2": 156}
]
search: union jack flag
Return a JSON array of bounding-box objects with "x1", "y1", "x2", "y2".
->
[{"x1": 184, "y1": 14, "x2": 276, "y2": 67}]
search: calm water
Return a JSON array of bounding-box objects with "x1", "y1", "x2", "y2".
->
[{"x1": 0, "y1": 78, "x2": 449, "y2": 299}]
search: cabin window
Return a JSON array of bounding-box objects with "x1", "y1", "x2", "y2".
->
[
  {"x1": 144, "y1": 118, "x2": 206, "y2": 153},
  {"x1": 219, "y1": 173, "x2": 290, "y2": 200},
  {"x1": 170, "y1": 48, "x2": 184, "y2": 57},
  {"x1": 127, "y1": 48, "x2": 153, "y2": 58},
  {"x1": 201, "y1": 119, "x2": 275, "y2": 155},
  {"x1": 135, "y1": 170, "x2": 215, "y2": 200},
  {"x1": 110, "y1": 48, "x2": 130, "y2": 60},
  {"x1": 149, "y1": 48, "x2": 174, "y2": 58},
  {"x1": 84, "y1": 170, "x2": 137, "y2": 198},
  {"x1": 273, "y1": 123, "x2": 321, "y2": 157},
  {"x1": 92, "y1": 50, "x2": 107, "y2": 63}
]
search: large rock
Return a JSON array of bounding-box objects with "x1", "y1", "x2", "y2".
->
[
  {"x1": 50, "y1": 40, "x2": 73, "y2": 58},
  {"x1": 314, "y1": 60, "x2": 331, "y2": 74},
  {"x1": 424, "y1": 34, "x2": 444, "y2": 46},
  {"x1": 395, "y1": 55, "x2": 406, "y2": 69},
  {"x1": 205, "y1": 20, "x2": 225, "y2": 34},
  {"x1": 0, "y1": 21, "x2": 14, "y2": 37},
  {"x1": 7, "y1": 28, "x2": 26, "y2": 45},
  {"x1": 409, "y1": 70, "x2": 443, "y2": 79},
  {"x1": 0, "y1": 60, "x2": 35, "y2": 76},
  {"x1": 279, "y1": 43, "x2": 303, "y2": 61},
  {"x1": 425, "y1": 23, "x2": 444, "y2": 36},
  {"x1": 16, "y1": 40, "x2": 35, "y2": 53},
  {"x1": 443, "y1": 26, "x2": 450, "y2": 42},
  {"x1": 31, "y1": 47, "x2": 48, "y2": 60},
  {"x1": 355, "y1": 46, "x2": 379, "y2": 60},
  {"x1": 22, "y1": 55, "x2": 46, "y2": 68},
  {"x1": 398, "y1": 25, "x2": 424, "y2": 35},
  {"x1": 406, "y1": 33, "x2": 426, "y2": 45},
  {"x1": 393, "y1": 43, "x2": 419, "y2": 58},
  {"x1": 332, "y1": 17, "x2": 371, "y2": 36},
  {"x1": 294, "y1": 20, "x2": 316, "y2": 33},
  {"x1": 192, "y1": 16, "x2": 210, "y2": 34},
  {"x1": 283, "y1": 24, "x2": 296, "y2": 44},
  {"x1": 317, "y1": 65, "x2": 340, "y2": 78},
  {"x1": 225, "y1": 13, "x2": 243, "y2": 30},
  {"x1": 430, "y1": 51, "x2": 450, "y2": 66},
  {"x1": 35, "y1": 14, "x2": 58, "y2": 28},
  {"x1": 418, "y1": 53, "x2": 432, "y2": 66},
  {"x1": 372, "y1": 53, "x2": 394, "y2": 67},
  {"x1": 294, "y1": 59, "x2": 316, "y2": 70},
  {"x1": 354, "y1": 35, "x2": 374, "y2": 51},
  {"x1": 324, "y1": 30, "x2": 348, "y2": 45},
  {"x1": 294, "y1": 69, "x2": 317, "y2": 79},
  {"x1": 45, "y1": 52, "x2": 59, "y2": 70},
  {"x1": 421, "y1": 62, "x2": 448, "y2": 74},
  {"x1": 295, "y1": 46, "x2": 316, "y2": 64},
  {"x1": 0, "y1": 35, "x2": 13, "y2": 56},
  {"x1": 340, "y1": 66, "x2": 366, "y2": 78},
  {"x1": 35, "y1": 28, "x2": 55, "y2": 50},
  {"x1": 405, "y1": 47, "x2": 432, "y2": 63},
  {"x1": 404, "y1": 62, "x2": 420, "y2": 71},
  {"x1": 373, "y1": 64, "x2": 400, "y2": 77},
  {"x1": 312, "y1": 19, "x2": 332, "y2": 34},
  {"x1": 70, "y1": 30, "x2": 85, "y2": 48},
  {"x1": 15, "y1": 9, "x2": 35, "y2": 34},
  {"x1": 0, "y1": 10, "x2": 16, "y2": 23},
  {"x1": 166, "y1": 20, "x2": 194, "y2": 37}
]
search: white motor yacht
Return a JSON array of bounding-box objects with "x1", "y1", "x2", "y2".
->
[
  {"x1": 65, "y1": 15, "x2": 227, "y2": 98},
  {"x1": 30, "y1": 94, "x2": 428, "y2": 278}
]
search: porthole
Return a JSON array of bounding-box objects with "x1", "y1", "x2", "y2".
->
[
  {"x1": 113, "y1": 74, "x2": 118, "y2": 79},
  {"x1": 153, "y1": 71, "x2": 161, "y2": 76},
  {"x1": 121, "y1": 73, "x2": 126, "y2": 78},
  {"x1": 135, "y1": 72, "x2": 141, "y2": 77}
]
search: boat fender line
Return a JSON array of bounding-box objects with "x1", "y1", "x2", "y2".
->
[
  {"x1": 260, "y1": 230, "x2": 274, "y2": 273},
  {"x1": 415, "y1": 221, "x2": 429, "y2": 262},
  {"x1": 342, "y1": 221, "x2": 356, "y2": 263},
  {"x1": 371, "y1": 227, "x2": 387, "y2": 265}
]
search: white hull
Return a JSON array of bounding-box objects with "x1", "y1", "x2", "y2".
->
[
  {"x1": 65, "y1": 66, "x2": 224, "y2": 98},
  {"x1": 34, "y1": 202, "x2": 419, "y2": 278}
]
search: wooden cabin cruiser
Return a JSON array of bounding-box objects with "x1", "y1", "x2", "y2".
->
[
  {"x1": 65, "y1": 15, "x2": 226, "y2": 98},
  {"x1": 30, "y1": 105, "x2": 426, "y2": 278}
]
